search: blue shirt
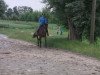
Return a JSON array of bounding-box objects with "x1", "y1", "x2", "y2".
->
[
  {"x1": 45, "y1": 18, "x2": 48, "y2": 24},
  {"x1": 39, "y1": 16, "x2": 45, "y2": 26}
]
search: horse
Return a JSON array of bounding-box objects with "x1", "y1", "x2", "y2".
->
[{"x1": 33, "y1": 25, "x2": 47, "y2": 47}]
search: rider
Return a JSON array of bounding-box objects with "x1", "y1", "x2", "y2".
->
[{"x1": 38, "y1": 14, "x2": 45, "y2": 28}]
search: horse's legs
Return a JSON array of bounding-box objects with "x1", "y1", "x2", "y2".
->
[
  {"x1": 37, "y1": 36, "x2": 41, "y2": 47},
  {"x1": 39, "y1": 37, "x2": 41, "y2": 48},
  {"x1": 37, "y1": 36, "x2": 41, "y2": 48},
  {"x1": 37, "y1": 36, "x2": 39, "y2": 46},
  {"x1": 45, "y1": 36, "x2": 47, "y2": 47}
]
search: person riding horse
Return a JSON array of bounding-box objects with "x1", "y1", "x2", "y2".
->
[
  {"x1": 33, "y1": 14, "x2": 48, "y2": 47},
  {"x1": 33, "y1": 14, "x2": 49, "y2": 37}
]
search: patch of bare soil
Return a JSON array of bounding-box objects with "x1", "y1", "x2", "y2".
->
[{"x1": 0, "y1": 34, "x2": 100, "y2": 75}]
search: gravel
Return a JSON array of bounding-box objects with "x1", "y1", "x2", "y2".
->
[{"x1": 0, "y1": 34, "x2": 100, "y2": 75}]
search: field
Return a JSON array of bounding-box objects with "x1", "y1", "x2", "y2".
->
[{"x1": 0, "y1": 20, "x2": 100, "y2": 59}]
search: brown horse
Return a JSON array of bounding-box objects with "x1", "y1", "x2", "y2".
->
[{"x1": 33, "y1": 25, "x2": 47, "y2": 47}]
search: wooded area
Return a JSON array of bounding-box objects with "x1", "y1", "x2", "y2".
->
[{"x1": 0, "y1": 0, "x2": 100, "y2": 43}]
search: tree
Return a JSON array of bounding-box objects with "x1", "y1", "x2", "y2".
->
[
  {"x1": 0, "y1": 0, "x2": 7, "y2": 18},
  {"x1": 18, "y1": 6, "x2": 33, "y2": 14},
  {"x1": 90, "y1": 0, "x2": 96, "y2": 43},
  {"x1": 43, "y1": 0, "x2": 85, "y2": 40},
  {"x1": 13, "y1": 6, "x2": 19, "y2": 16},
  {"x1": 84, "y1": 0, "x2": 100, "y2": 41},
  {"x1": 65, "y1": 1, "x2": 85, "y2": 40},
  {"x1": 6, "y1": 8, "x2": 13, "y2": 19},
  {"x1": 43, "y1": 0, "x2": 100, "y2": 42}
]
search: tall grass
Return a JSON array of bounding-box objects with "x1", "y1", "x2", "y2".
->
[{"x1": 47, "y1": 37, "x2": 100, "y2": 59}]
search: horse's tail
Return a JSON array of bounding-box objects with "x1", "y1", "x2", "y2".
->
[{"x1": 33, "y1": 32, "x2": 37, "y2": 38}]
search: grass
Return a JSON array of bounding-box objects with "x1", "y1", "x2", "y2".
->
[
  {"x1": 48, "y1": 37, "x2": 100, "y2": 58},
  {"x1": 0, "y1": 20, "x2": 100, "y2": 59},
  {"x1": 0, "y1": 20, "x2": 38, "y2": 44}
]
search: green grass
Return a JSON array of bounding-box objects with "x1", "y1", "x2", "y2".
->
[
  {"x1": 0, "y1": 20, "x2": 38, "y2": 44},
  {"x1": 47, "y1": 37, "x2": 100, "y2": 58},
  {"x1": 0, "y1": 20, "x2": 100, "y2": 59}
]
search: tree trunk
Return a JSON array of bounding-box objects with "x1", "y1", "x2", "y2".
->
[
  {"x1": 90, "y1": 0, "x2": 96, "y2": 43},
  {"x1": 67, "y1": 17, "x2": 78, "y2": 40}
]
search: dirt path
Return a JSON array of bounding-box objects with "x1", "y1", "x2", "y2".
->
[{"x1": 0, "y1": 34, "x2": 100, "y2": 75}]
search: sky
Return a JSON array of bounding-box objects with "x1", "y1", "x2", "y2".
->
[{"x1": 4, "y1": 0, "x2": 45, "y2": 11}]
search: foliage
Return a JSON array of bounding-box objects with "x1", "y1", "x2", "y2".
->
[
  {"x1": 6, "y1": 8, "x2": 13, "y2": 19},
  {"x1": 42, "y1": 0, "x2": 100, "y2": 41},
  {"x1": 0, "y1": 0, "x2": 7, "y2": 18},
  {"x1": 2, "y1": 5, "x2": 57, "y2": 23}
]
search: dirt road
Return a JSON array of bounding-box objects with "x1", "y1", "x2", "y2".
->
[{"x1": 0, "y1": 34, "x2": 100, "y2": 75}]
